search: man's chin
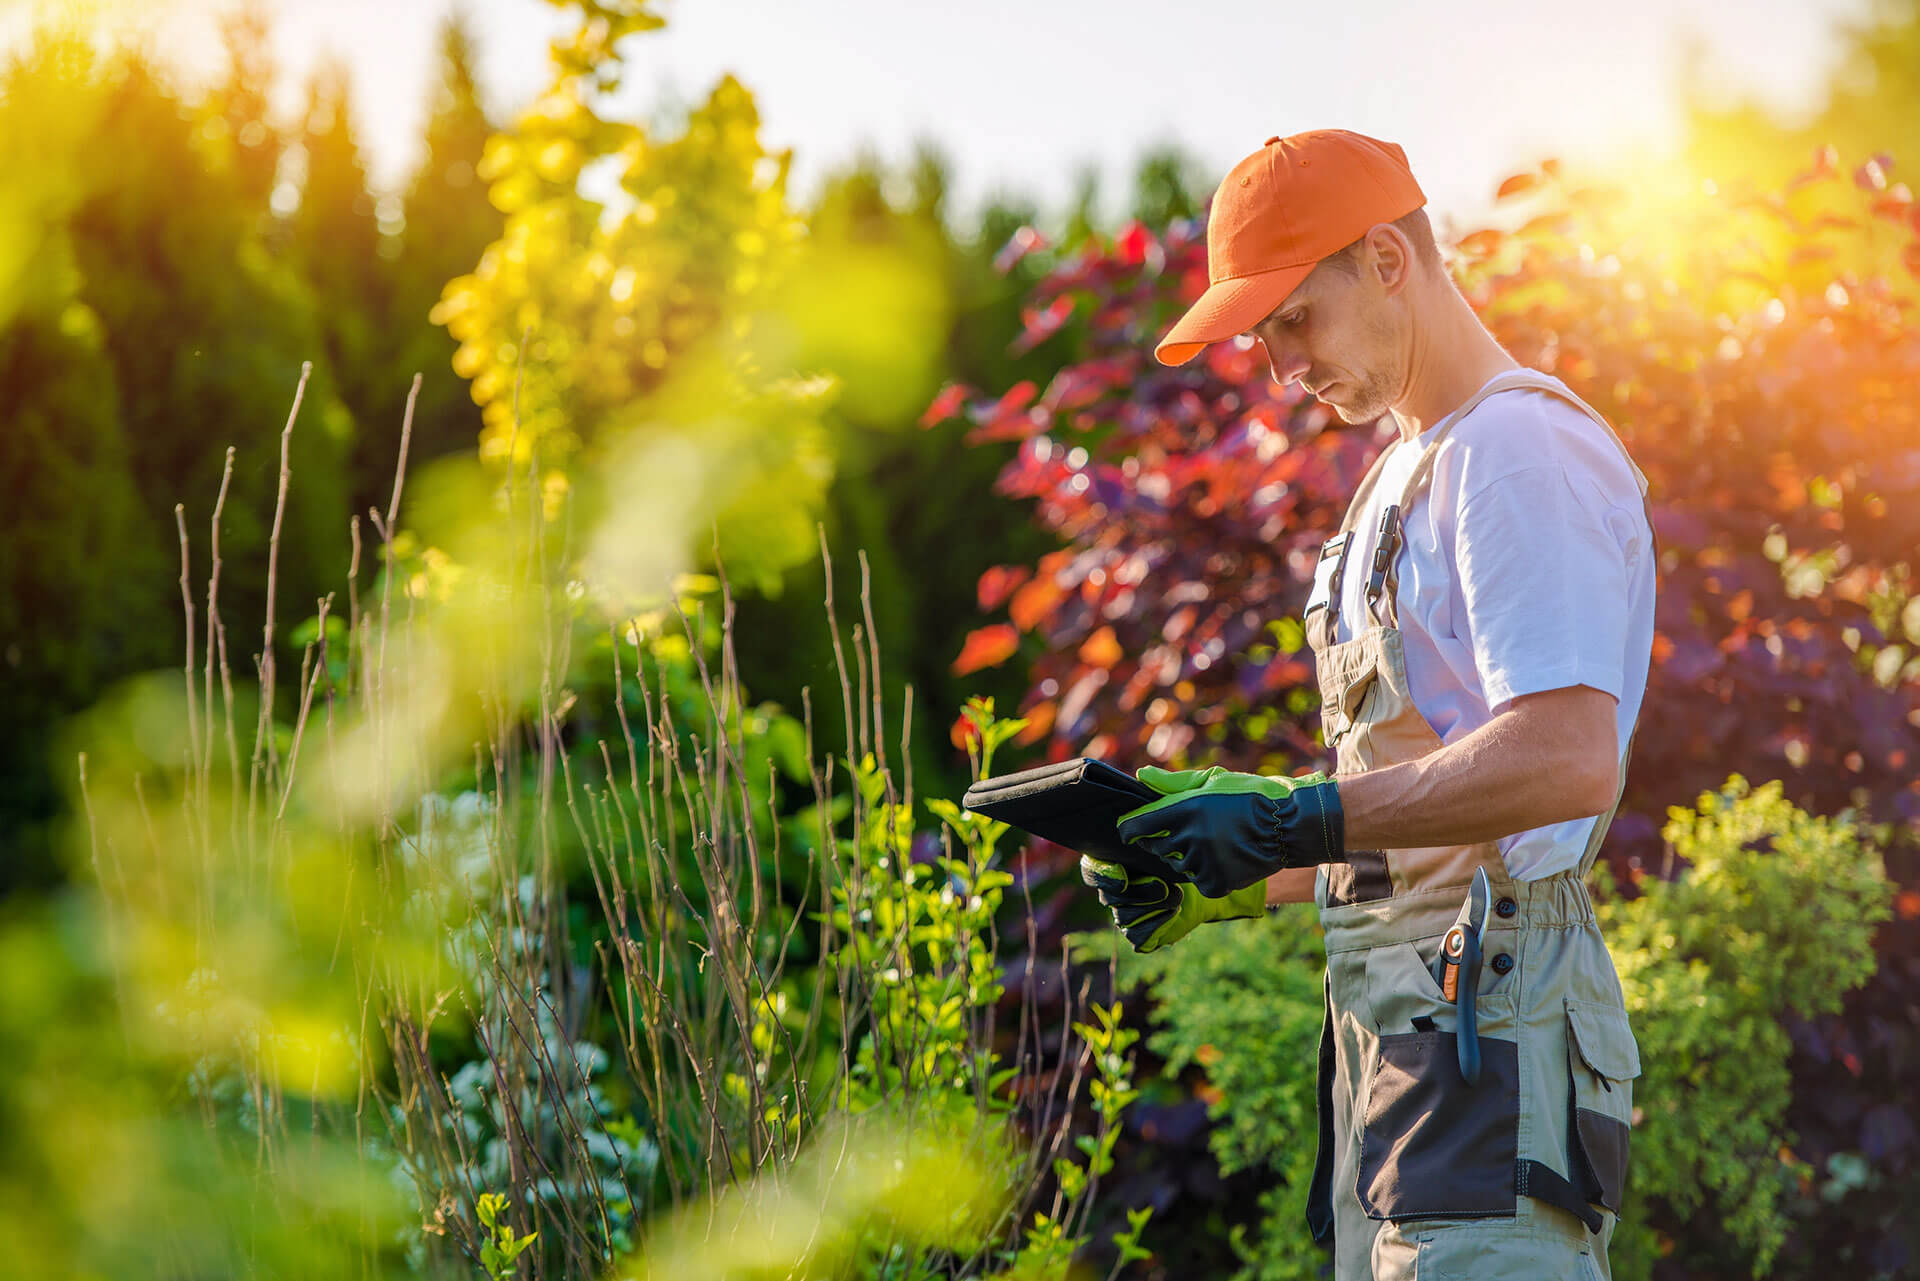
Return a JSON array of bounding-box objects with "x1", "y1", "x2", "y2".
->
[{"x1": 1328, "y1": 391, "x2": 1383, "y2": 424}]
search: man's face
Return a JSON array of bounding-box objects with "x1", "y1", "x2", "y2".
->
[{"x1": 1241, "y1": 249, "x2": 1403, "y2": 424}]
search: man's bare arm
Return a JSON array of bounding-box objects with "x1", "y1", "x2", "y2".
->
[
  {"x1": 1262, "y1": 685, "x2": 1619, "y2": 905},
  {"x1": 1340, "y1": 684, "x2": 1620, "y2": 850},
  {"x1": 1264, "y1": 866, "x2": 1319, "y2": 905}
]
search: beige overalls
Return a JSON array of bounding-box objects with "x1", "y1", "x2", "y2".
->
[{"x1": 1301, "y1": 369, "x2": 1652, "y2": 1280}]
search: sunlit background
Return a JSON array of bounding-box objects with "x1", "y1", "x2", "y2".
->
[{"x1": 0, "y1": 0, "x2": 1883, "y2": 226}]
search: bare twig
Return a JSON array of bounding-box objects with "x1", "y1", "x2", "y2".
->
[
  {"x1": 174, "y1": 504, "x2": 203, "y2": 829},
  {"x1": 254, "y1": 360, "x2": 312, "y2": 822},
  {"x1": 204, "y1": 447, "x2": 239, "y2": 852}
]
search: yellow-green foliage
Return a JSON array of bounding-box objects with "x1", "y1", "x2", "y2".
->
[
  {"x1": 1602, "y1": 776, "x2": 1893, "y2": 1278},
  {"x1": 432, "y1": 4, "x2": 950, "y2": 605},
  {"x1": 618, "y1": 1111, "x2": 1007, "y2": 1281},
  {"x1": 432, "y1": 0, "x2": 834, "y2": 601},
  {"x1": 440, "y1": 69, "x2": 805, "y2": 458},
  {"x1": 478, "y1": 1191, "x2": 539, "y2": 1281}
]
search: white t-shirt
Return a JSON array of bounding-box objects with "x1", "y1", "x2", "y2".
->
[{"x1": 1328, "y1": 373, "x2": 1656, "y2": 880}]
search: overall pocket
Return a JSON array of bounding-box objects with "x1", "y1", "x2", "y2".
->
[
  {"x1": 1357, "y1": 940, "x2": 1519, "y2": 1222},
  {"x1": 1564, "y1": 998, "x2": 1641, "y2": 1214},
  {"x1": 1318, "y1": 652, "x2": 1376, "y2": 747}
]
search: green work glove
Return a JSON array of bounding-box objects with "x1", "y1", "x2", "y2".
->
[
  {"x1": 1116, "y1": 764, "x2": 1346, "y2": 897},
  {"x1": 1079, "y1": 854, "x2": 1266, "y2": 953}
]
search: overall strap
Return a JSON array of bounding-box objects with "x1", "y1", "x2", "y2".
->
[
  {"x1": 1359, "y1": 369, "x2": 1565, "y2": 629},
  {"x1": 1318, "y1": 369, "x2": 1656, "y2": 639},
  {"x1": 1522, "y1": 372, "x2": 1658, "y2": 879},
  {"x1": 1327, "y1": 368, "x2": 1554, "y2": 539},
  {"x1": 1334, "y1": 431, "x2": 1409, "y2": 535},
  {"x1": 1306, "y1": 421, "x2": 1413, "y2": 652},
  {"x1": 1320, "y1": 376, "x2": 1528, "y2": 641},
  {"x1": 1376, "y1": 369, "x2": 1653, "y2": 631},
  {"x1": 1392, "y1": 367, "x2": 1649, "y2": 514},
  {"x1": 1309, "y1": 368, "x2": 1660, "y2": 881}
]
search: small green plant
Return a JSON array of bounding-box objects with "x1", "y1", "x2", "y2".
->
[
  {"x1": 831, "y1": 744, "x2": 1016, "y2": 1117},
  {"x1": 1107, "y1": 1205, "x2": 1155, "y2": 1278},
  {"x1": 1062, "y1": 1002, "x2": 1135, "y2": 1192},
  {"x1": 477, "y1": 1192, "x2": 538, "y2": 1281}
]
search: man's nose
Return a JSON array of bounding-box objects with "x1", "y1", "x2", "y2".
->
[{"x1": 1257, "y1": 336, "x2": 1309, "y2": 388}]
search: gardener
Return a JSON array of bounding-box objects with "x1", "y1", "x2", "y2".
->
[{"x1": 1081, "y1": 129, "x2": 1656, "y2": 1280}]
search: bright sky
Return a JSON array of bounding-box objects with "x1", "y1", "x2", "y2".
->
[{"x1": 7, "y1": 0, "x2": 1876, "y2": 234}]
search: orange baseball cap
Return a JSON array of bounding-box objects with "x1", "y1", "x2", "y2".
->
[{"x1": 1155, "y1": 129, "x2": 1427, "y2": 366}]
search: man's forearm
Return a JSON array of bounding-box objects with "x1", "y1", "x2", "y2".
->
[
  {"x1": 1338, "y1": 688, "x2": 1620, "y2": 851},
  {"x1": 1264, "y1": 866, "x2": 1318, "y2": 905}
]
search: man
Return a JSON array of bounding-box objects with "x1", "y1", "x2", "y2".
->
[{"x1": 1081, "y1": 129, "x2": 1655, "y2": 1279}]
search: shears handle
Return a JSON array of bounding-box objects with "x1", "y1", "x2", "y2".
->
[
  {"x1": 1442, "y1": 923, "x2": 1482, "y2": 1086},
  {"x1": 1426, "y1": 868, "x2": 1492, "y2": 1086}
]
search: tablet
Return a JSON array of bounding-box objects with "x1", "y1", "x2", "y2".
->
[{"x1": 961, "y1": 757, "x2": 1162, "y2": 872}]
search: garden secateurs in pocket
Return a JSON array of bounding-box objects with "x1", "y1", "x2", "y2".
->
[{"x1": 1428, "y1": 865, "x2": 1492, "y2": 1085}]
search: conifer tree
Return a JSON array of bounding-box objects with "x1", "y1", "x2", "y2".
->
[
  {"x1": 68, "y1": 47, "x2": 352, "y2": 738},
  {"x1": 204, "y1": 0, "x2": 280, "y2": 210},
  {"x1": 294, "y1": 56, "x2": 394, "y2": 514},
  {"x1": 388, "y1": 9, "x2": 499, "y2": 472}
]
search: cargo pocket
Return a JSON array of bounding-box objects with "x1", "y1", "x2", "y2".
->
[
  {"x1": 1564, "y1": 998, "x2": 1641, "y2": 1215},
  {"x1": 1357, "y1": 941, "x2": 1518, "y2": 1222}
]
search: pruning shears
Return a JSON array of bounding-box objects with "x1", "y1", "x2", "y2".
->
[{"x1": 1429, "y1": 866, "x2": 1492, "y2": 1086}]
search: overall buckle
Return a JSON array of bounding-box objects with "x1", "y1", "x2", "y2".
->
[
  {"x1": 1308, "y1": 531, "x2": 1352, "y2": 630},
  {"x1": 1364, "y1": 503, "x2": 1402, "y2": 619}
]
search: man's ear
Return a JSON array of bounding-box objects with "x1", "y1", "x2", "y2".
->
[{"x1": 1367, "y1": 224, "x2": 1415, "y2": 295}]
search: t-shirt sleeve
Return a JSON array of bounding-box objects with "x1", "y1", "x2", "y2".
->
[{"x1": 1451, "y1": 462, "x2": 1631, "y2": 713}]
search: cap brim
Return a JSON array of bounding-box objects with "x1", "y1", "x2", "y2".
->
[{"x1": 1153, "y1": 261, "x2": 1315, "y2": 366}]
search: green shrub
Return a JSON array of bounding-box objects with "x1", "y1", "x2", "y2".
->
[
  {"x1": 1113, "y1": 909, "x2": 1326, "y2": 1280},
  {"x1": 1602, "y1": 775, "x2": 1893, "y2": 1278}
]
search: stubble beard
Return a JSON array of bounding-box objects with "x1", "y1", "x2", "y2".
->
[
  {"x1": 1337, "y1": 308, "x2": 1404, "y2": 425},
  {"x1": 1333, "y1": 371, "x2": 1394, "y2": 424}
]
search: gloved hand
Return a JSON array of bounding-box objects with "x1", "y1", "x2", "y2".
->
[
  {"x1": 1080, "y1": 854, "x2": 1266, "y2": 953},
  {"x1": 1115, "y1": 764, "x2": 1345, "y2": 897}
]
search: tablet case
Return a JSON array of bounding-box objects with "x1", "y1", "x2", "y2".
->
[{"x1": 961, "y1": 757, "x2": 1161, "y2": 871}]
